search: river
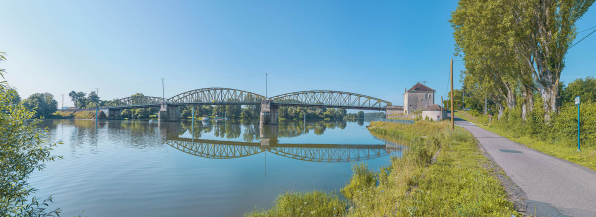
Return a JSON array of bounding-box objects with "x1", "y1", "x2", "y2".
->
[{"x1": 29, "y1": 119, "x2": 404, "y2": 216}]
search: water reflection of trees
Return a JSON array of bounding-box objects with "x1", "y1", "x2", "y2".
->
[{"x1": 179, "y1": 120, "x2": 359, "y2": 141}]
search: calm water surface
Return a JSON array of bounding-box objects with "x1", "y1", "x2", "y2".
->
[{"x1": 30, "y1": 119, "x2": 404, "y2": 216}]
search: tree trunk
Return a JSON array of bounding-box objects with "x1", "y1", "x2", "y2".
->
[
  {"x1": 505, "y1": 88, "x2": 516, "y2": 109},
  {"x1": 497, "y1": 103, "x2": 504, "y2": 119},
  {"x1": 484, "y1": 97, "x2": 488, "y2": 115},
  {"x1": 521, "y1": 86, "x2": 534, "y2": 120},
  {"x1": 539, "y1": 82, "x2": 559, "y2": 121}
]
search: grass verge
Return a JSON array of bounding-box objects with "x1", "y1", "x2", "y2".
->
[
  {"x1": 456, "y1": 111, "x2": 596, "y2": 171},
  {"x1": 245, "y1": 121, "x2": 519, "y2": 216}
]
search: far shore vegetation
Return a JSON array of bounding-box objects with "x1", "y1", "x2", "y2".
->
[{"x1": 245, "y1": 120, "x2": 519, "y2": 216}]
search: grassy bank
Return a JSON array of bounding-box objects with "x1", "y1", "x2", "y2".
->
[
  {"x1": 245, "y1": 121, "x2": 519, "y2": 216},
  {"x1": 52, "y1": 110, "x2": 104, "y2": 119},
  {"x1": 456, "y1": 111, "x2": 596, "y2": 171}
]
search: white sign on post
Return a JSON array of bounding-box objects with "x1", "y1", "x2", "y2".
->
[{"x1": 575, "y1": 96, "x2": 581, "y2": 105}]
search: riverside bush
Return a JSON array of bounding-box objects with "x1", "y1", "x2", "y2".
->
[
  {"x1": 1, "y1": 83, "x2": 61, "y2": 216},
  {"x1": 245, "y1": 191, "x2": 346, "y2": 217},
  {"x1": 462, "y1": 101, "x2": 596, "y2": 148},
  {"x1": 550, "y1": 101, "x2": 596, "y2": 147},
  {"x1": 340, "y1": 163, "x2": 376, "y2": 200}
]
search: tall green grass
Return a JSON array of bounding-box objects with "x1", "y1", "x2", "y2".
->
[
  {"x1": 245, "y1": 121, "x2": 519, "y2": 216},
  {"x1": 244, "y1": 191, "x2": 346, "y2": 217}
]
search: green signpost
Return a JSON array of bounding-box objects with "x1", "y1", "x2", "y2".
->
[{"x1": 575, "y1": 96, "x2": 580, "y2": 151}]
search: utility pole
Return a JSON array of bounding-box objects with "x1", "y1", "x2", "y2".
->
[
  {"x1": 441, "y1": 96, "x2": 443, "y2": 120},
  {"x1": 265, "y1": 73, "x2": 268, "y2": 98},
  {"x1": 450, "y1": 59, "x2": 454, "y2": 130},
  {"x1": 161, "y1": 78, "x2": 165, "y2": 103},
  {"x1": 96, "y1": 88, "x2": 99, "y2": 108}
]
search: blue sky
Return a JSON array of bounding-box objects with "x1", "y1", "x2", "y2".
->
[{"x1": 1, "y1": 1, "x2": 594, "y2": 108}]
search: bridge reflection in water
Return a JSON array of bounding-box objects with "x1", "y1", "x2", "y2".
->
[{"x1": 164, "y1": 124, "x2": 403, "y2": 162}]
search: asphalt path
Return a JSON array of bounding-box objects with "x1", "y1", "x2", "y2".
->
[{"x1": 454, "y1": 116, "x2": 596, "y2": 217}]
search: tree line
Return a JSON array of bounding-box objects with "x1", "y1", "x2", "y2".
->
[
  {"x1": 12, "y1": 88, "x2": 372, "y2": 120},
  {"x1": 445, "y1": 76, "x2": 596, "y2": 114},
  {"x1": 2, "y1": 87, "x2": 59, "y2": 119},
  {"x1": 450, "y1": 0, "x2": 594, "y2": 120}
]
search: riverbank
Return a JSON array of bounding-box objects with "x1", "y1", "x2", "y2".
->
[
  {"x1": 455, "y1": 111, "x2": 596, "y2": 171},
  {"x1": 245, "y1": 121, "x2": 519, "y2": 216},
  {"x1": 52, "y1": 110, "x2": 104, "y2": 119}
]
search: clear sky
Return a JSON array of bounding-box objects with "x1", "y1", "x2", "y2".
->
[{"x1": 1, "y1": 1, "x2": 594, "y2": 108}]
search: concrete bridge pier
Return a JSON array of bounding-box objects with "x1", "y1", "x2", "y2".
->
[
  {"x1": 260, "y1": 100, "x2": 278, "y2": 125},
  {"x1": 158, "y1": 104, "x2": 181, "y2": 122},
  {"x1": 260, "y1": 125, "x2": 278, "y2": 149},
  {"x1": 108, "y1": 108, "x2": 123, "y2": 120}
]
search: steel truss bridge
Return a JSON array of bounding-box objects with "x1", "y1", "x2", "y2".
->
[
  {"x1": 88, "y1": 87, "x2": 392, "y2": 111},
  {"x1": 166, "y1": 137, "x2": 402, "y2": 162}
]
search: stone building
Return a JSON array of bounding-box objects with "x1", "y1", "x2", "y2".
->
[
  {"x1": 421, "y1": 104, "x2": 448, "y2": 121},
  {"x1": 404, "y1": 83, "x2": 435, "y2": 114}
]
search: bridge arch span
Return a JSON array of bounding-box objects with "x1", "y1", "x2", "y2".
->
[
  {"x1": 168, "y1": 87, "x2": 266, "y2": 105},
  {"x1": 269, "y1": 90, "x2": 392, "y2": 110},
  {"x1": 109, "y1": 96, "x2": 165, "y2": 108}
]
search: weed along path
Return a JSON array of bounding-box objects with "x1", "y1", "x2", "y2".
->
[{"x1": 454, "y1": 117, "x2": 596, "y2": 216}]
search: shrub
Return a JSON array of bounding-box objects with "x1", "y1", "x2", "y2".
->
[
  {"x1": 340, "y1": 163, "x2": 376, "y2": 200},
  {"x1": 245, "y1": 191, "x2": 346, "y2": 217}
]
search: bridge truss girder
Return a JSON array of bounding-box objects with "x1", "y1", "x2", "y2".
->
[
  {"x1": 109, "y1": 96, "x2": 165, "y2": 109},
  {"x1": 269, "y1": 90, "x2": 392, "y2": 110},
  {"x1": 168, "y1": 87, "x2": 266, "y2": 105},
  {"x1": 165, "y1": 139, "x2": 392, "y2": 162},
  {"x1": 269, "y1": 147, "x2": 388, "y2": 162},
  {"x1": 168, "y1": 140, "x2": 264, "y2": 159}
]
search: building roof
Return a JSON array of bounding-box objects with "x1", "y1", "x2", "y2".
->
[
  {"x1": 408, "y1": 82, "x2": 435, "y2": 92},
  {"x1": 422, "y1": 104, "x2": 446, "y2": 111}
]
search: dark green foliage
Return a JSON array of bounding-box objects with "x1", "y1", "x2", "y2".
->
[
  {"x1": 561, "y1": 76, "x2": 596, "y2": 104},
  {"x1": 1, "y1": 61, "x2": 61, "y2": 215},
  {"x1": 68, "y1": 90, "x2": 104, "y2": 109},
  {"x1": 461, "y1": 99, "x2": 596, "y2": 149},
  {"x1": 121, "y1": 107, "x2": 157, "y2": 119},
  {"x1": 22, "y1": 92, "x2": 58, "y2": 118},
  {"x1": 87, "y1": 91, "x2": 100, "y2": 106}
]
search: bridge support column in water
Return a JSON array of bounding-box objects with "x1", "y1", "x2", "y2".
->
[
  {"x1": 260, "y1": 100, "x2": 278, "y2": 125},
  {"x1": 158, "y1": 104, "x2": 181, "y2": 122},
  {"x1": 107, "y1": 108, "x2": 123, "y2": 120}
]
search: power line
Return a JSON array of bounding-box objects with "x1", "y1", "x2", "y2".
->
[
  {"x1": 570, "y1": 28, "x2": 596, "y2": 49},
  {"x1": 578, "y1": 25, "x2": 596, "y2": 34},
  {"x1": 266, "y1": 72, "x2": 403, "y2": 84}
]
